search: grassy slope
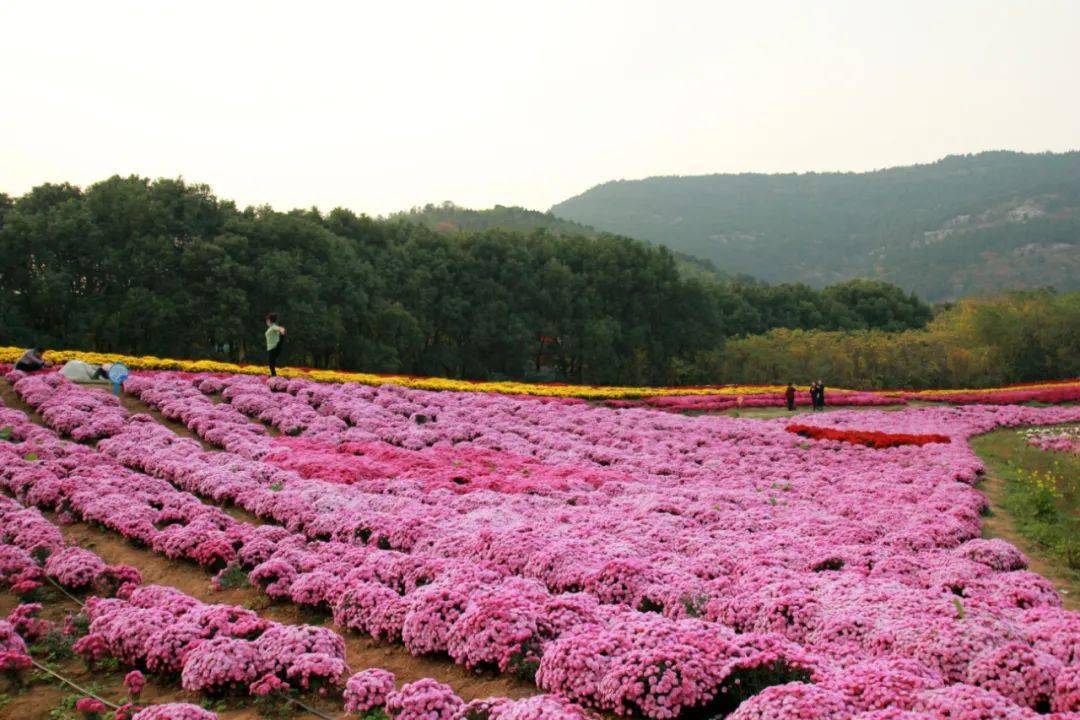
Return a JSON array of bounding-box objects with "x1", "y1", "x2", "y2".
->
[{"x1": 971, "y1": 426, "x2": 1080, "y2": 609}]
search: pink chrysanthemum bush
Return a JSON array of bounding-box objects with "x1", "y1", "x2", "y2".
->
[
  {"x1": 401, "y1": 582, "x2": 471, "y2": 655},
  {"x1": 284, "y1": 651, "x2": 350, "y2": 695},
  {"x1": 249, "y1": 672, "x2": 289, "y2": 697},
  {"x1": 180, "y1": 637, "x2": 266, "y2": 694},
  {"x1": 131, "y1": 704, "x2": 219, "y2": 720},
  {"x1": 0, "y1": 619, "x2": 29, "y2": 662},
  {"x1": 1053, "y1": 664, "x2": 1080, "y2": 713},
  {"x1": 73, "y1": 633, "x2": 111, "y2": 666},
  {"x1": 445, "y1": 580, "x2": 545, "y2": 679},
  {"x1": 453, "y1": 697, "x2": 515, "y2": 720},
  {"x1": 849, "y1": 710, "x2": 936, "y2": 720},
  {"x1": 125, "y1": 670, "x2": 146, "y2": 699},
  {"x1": 1021, "y1": 425, "x2": 1080, "y2": 454},
  {"x1": 255, "y1": 623, "x2": 346, "y2": 675},
  {"x1": 344, "y1": 668, "x2": 397, "y2": 713},
  {"x1": 823, "y1": 657, "x2": 944, "y2": 713},
  {"x1": 6, "y1": 603, "x2": 52, "y2": 643},
  {"x1": 385, "y1": 679, "x2": 465, "y2": 720},
  {"x1": 44, "y1": 547, "x2": 106, "y2": 590},
  {"x1": 955, "y1": 538, "x2": 1029, "y2": 572},
  {"x1": 726, "y1": 682, "x2": 852, "y2": 720},
  {"x1": 964, "y1": 641, "x2": 1062, "y2": 711},
  {"x1": 488, "y1": 695, "x2": 593, "y2": 720},
  {"x1": 910, "y1": 683, "x2": 1042, "y2": 719}
]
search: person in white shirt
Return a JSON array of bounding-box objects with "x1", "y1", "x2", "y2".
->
[{"x1": 265, "y1": 313, "x2": 287, "y2": 377}]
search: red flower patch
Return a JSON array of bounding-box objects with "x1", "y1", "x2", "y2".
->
[{"x1": 786, "y1": 423, "x2": 950, "y2": 448}]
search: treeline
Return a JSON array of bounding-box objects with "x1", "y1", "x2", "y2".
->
[
  {"x1": 711, "y1": 290, "x2": 1080, "y2": 389},
  {"x1": 391, "y1": 201, "x2": 731, "y2": 282},
  {"x1": 392, "y1": 201, "x2": 596, "y2": 236},
  {"x1": 0, "y1": 176, "x2": 934, "y2": 385}
]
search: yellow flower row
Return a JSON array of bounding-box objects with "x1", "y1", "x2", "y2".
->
[
  {"x1": 0, "y1": 346, "x2": 806, "y2": 398},
  {"x1": 902, "y1": 382, "x2": 1078, "y2": 397},
  {"x1": 1, "y1": 346, "x2": 1075, "y2": 401}
]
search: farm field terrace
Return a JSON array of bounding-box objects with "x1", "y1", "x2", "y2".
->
[{"x1": 0, "y1": 360, "x2": 1079, "y2": 719}]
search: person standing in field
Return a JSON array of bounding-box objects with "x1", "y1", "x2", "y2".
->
[
  {"x1": 265, "y1": 313, "x2": 286, "y2": 377},
  {"x1": 809, "y1": 381, "x2": 821, "y2": 411},
  {"x1": 784, "y1": 382, "x2": 797, "y2": 411},
  {"x1": 815, "y1": 380, "x2": 827, "y2": 411}
]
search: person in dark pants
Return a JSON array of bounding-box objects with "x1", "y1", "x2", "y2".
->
[
  {"x1": 784, "y1": 382, "x2": 797, "y2": 411},
  {"x1": 92, "y1": 362, "x2": 116, "y2": 380},
  {"x1": 265, "y1": 313, "x2": 286, "y2": 377},
  {"x1": 813, "y1": 380, "x2": 827, "y2": 411},
  {"x1": 809, "y1": 381, "x2": 821, "y2": 411},
  {"x1": 14, "y1": 347, "x2": 50, "y2": 372}
]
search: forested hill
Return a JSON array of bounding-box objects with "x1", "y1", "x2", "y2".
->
[
  {"x1": 392, "y1": 202, "x2": 730, "y2": 282},
  {"x1": 0, "y1": 176, "x2": 931, "y2": 385},
  {"x1": 551, "y1": 151, "x2": 1080, "y2": 301}
]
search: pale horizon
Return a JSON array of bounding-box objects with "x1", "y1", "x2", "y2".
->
[{"x1": 3, "y1": 0, "x2": 1079, "y2": 216}]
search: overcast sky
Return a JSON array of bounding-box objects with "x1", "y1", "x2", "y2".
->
[{"x1": 2, "y1": 0, "x2": 1078, "y2": 215}]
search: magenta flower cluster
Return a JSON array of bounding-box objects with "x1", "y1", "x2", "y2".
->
[
  {"x1": 131, "y1": 704, "x2": 219, "y2": 720},
  {"x1": 343, "y1": 668, "x2": 397, "y2": 713},
  {"x1": 125, "y1": 669, "x2": 147, "y2": 698},
  {"x1": 385, "y1": 678, "x2": 464, "y2": 720},
  {"x1": 1021, "y1": 425, "x2": 1080, "y2": 455},
  {"x1": 0, "y1": 619, "x2": 28, "y2": 656},
  {"x1": 7, "y1": 603, "x2": 51, "y2": 643},
  {"x1": 74, "y1": 584, "x2": 346, "y2": 694},
  {"x1": 13, "y1": 372, "x2": 126, "y2": 440}
]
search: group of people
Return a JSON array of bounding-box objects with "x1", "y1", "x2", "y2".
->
[
  {"x1": 15, "y1": 347, "x2": 121, "y2": 383},
  {"x1": 13, "y1": 315, "x2": 288, "y2": 382},
  {"x1": 784, "y1": 380, "x2": 827, "y2": 411}
]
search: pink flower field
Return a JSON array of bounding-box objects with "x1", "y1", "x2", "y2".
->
[{"x1": 2, "y1": 367, "x2": 1080, "y2": 719}]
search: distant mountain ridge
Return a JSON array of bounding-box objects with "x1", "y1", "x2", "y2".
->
[
  {"x1": 549, "y1": 151, "x2": 1080, "y2": 301},
  {"x1": 391, "y1": 201, "x2": 731, "y2": 282}
]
